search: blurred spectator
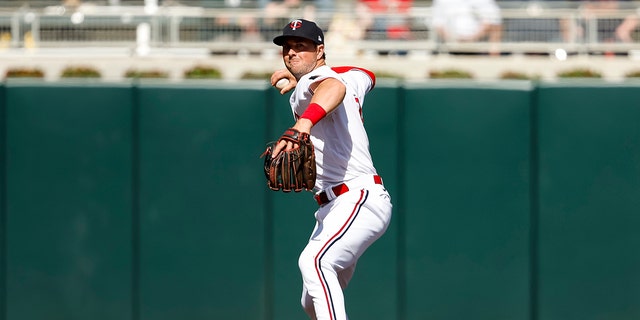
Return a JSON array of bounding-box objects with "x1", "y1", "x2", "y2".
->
[
  {"x1": 578, "y1": 0, "x2": 634, "y2": 43},
  {"x1": 259, "y1": 0, "x2": 326, "y2": 41},
  {"x1": 356, "y1": 0, "x2": 413, "y2": 40},
  {"x1": 431, "y1": 0, "x2": 502, "y2": 55},
  {"x1": 501, "y1": 0, "x2": 575, "y2": 43},
  {"x1": 219, "y1": 14, "x2": 262, "y2": 42},
  {"x1": 210, "y1": 0, "x2": 262, "y2": 42},
  {"x1": 63, "y1": 0, "x2": 81, "y2": 9},
  {"x1": 263, "y1": 0, "x2": 317, "y2": 21},
  {"x1": 615, "y1": 12, "x2": 639, "y2": 42},
  {"x1": 325, "y1": 12, "x2": 367, "y2": 56},
  {"x1": 260, "y1": 0, "x2": 333, "y2": 19}
]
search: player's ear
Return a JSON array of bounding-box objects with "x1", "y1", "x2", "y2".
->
[{"x1": 316, "y1": 44, "x2": 325, "y2": 60}]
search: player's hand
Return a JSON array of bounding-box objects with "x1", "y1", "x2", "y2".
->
[
  {"x1": 271, "y1": 120, "x2": 312, "y2": 158},
  {"x1": 271, "y1": 139, "x2": 297, "y2": 158},
  {"x1": 271, "y1": 69, "x2": 297, "y2": 94}
]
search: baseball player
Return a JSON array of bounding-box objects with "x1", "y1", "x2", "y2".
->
[{"x1": 270, "y1": 19, "x2": 393, "y2": 320}]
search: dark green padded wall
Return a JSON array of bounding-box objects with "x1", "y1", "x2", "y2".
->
[
  {"x1": 0, "y1": 81, "x2": 638, "y2": 320},
  {"x1": 136, "y1": 82, "x2": 268, "y2": 320},
  {"x1": 4, "y1": 83, "x2": 134, "y2": 320},
  {"x1": 402, "y1": 82, "x2": 532, "y2": 320},
  {"x1": 536, "y1": 83, "x2": 640, "y2": 320}
]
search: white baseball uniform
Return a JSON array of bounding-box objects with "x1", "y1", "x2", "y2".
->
[{"x1": 289, "y1": 65, "x2": 393, "y2": 320}]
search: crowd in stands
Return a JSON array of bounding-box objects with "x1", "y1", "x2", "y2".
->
[
  {"x1": 202, "y1": 0, "x2": 639, "y2": 54},
  {"x1": 3, "y1": 0, "x2": 637, "y2": 54}
]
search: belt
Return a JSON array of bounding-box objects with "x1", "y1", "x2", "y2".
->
[{"x1": 314, "y1": 175, "x2": 383, "y2": 206}]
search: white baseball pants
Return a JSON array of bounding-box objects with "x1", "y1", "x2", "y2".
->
[{"x1": 298, "y1": 176, "x2": 393, "y2": 320}]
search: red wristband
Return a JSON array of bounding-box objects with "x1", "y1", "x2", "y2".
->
[{"x1": 300, "y1": 103, "x2": 327, "y2": 125}]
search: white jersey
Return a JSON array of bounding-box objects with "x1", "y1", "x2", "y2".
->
[{"x1": 290, "y1": 65, "x2": 377, "y2": 191}]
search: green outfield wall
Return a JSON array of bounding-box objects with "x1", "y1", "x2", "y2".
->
[{"x1": 0, "y1": 80, "x2": 638, "y2": 320}]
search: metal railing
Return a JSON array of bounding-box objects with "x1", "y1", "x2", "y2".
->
[{"x1": 0, "y1": 1, "x2": 639, "y2": 56}]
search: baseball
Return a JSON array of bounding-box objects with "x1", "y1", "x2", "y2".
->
[{"x1": 275, "y1": 78, "x2": 290, "y2": 90}]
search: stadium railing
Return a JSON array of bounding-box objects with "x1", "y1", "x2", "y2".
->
[{"x1": 0, "y1": 1, "x2": 638, "y2": 57}]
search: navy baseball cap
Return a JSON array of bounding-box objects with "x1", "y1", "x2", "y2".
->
[{"x1": 273, "y1": 19, "x2": 324, "y2": 46}]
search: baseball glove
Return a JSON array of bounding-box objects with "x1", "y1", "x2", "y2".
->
[{"x1": 262, "y1": 128, "x2": 316, "y2": 192}]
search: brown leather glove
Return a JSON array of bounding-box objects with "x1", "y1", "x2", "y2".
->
[{"x1": 261, "y1": 128, "x2": 316, "y2": 192}]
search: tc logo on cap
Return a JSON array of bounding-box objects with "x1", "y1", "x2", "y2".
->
[
  {"x1": 273, "y1": 18, "x2": 324, "y2": 46},
  {"x1": 290, "y1": 20, "x2": 302, "y2": 30}
]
